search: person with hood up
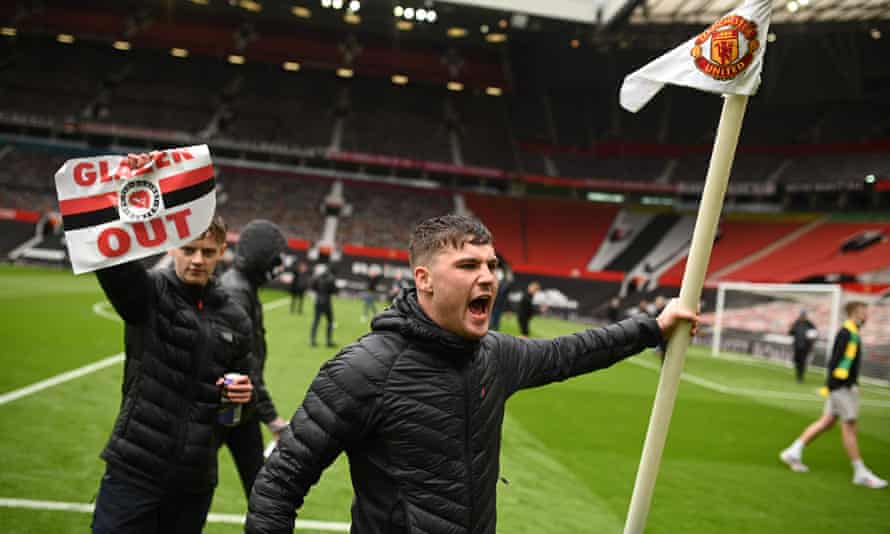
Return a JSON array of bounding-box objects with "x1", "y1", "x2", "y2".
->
[
  {"x1": 219, "y1": 219, "x2": 289, "y2": 499},
  {"x1": 245, "y1": 214, "x2": 697, "y2": 534}
]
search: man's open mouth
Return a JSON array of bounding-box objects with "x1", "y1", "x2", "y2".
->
[{"x1": 468, "y1": 295, "x2": 492, "y2": 317}]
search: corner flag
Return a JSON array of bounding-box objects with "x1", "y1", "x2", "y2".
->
[
  {"x1": 619, "y1": 2, "x2": 774, "y2": 533},
  {"x1": 620, "y1": 0, "x2": 773, "y2": 113}
]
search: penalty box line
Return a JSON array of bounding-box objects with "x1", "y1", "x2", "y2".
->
[
  {"x1": 0, "y1": 498, "x2": 350, "y2": 532},
  {"x1": 0, "y1": 298, "x2": 291, "y2": 407},
  {"x1": 628, "y1": 356, "x2": 890, "y2": 408}
]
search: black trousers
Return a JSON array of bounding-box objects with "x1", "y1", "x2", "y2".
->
[
  {"x1": 517, "y1": 313, "x2": 531, "y2": 336},
  {"x1": 290, "y1": 290, "x2": 305, "y2": 314},
  {"x1": 222, "y1": 418, "x2": 265, "y2": 499},
  {"x1": 793, "y1": 349, "x2": 809, "y2": 382},
  {"x1": 311, "y1": 304, "x2": 334, "y2": 344},
  {"x1": 91, "y1": 467, "x2": 213, "y2": 534}
]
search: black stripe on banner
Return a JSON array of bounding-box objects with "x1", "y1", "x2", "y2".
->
[
  {"x1": 63, "y1": 207, "x2": 118, "y2": 232},
  {"x1": 62, "y1": 177, "x2": 214, "y2": 232},
  {"x1": 164, "y1": 177, "x2": 215, "y2": 210}
]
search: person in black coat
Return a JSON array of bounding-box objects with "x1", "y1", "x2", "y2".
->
[
  {"x1": 91, "y1": 214, "x2": 254, "y2": 534},
  {"x1": 219, "y1": 219, "x2": 290, "y2": 500},
  {"x1": 289, "y1": 261, "x2": 309, "y2": 314},
  {"x1": 488, "y1": 252, "x2": 512, "y2": 331},
  {"x1": 246, "y1": 214, "x2": 697, "y2": 534},
  {"x1": 788, "y1": 310, "x2": 817, "y2": 383},
  {"x1": 309, "y1": 264, "x2": 338, "y2": 347},
  {"x1": 516, "y1": 280, "x2": 542, "y2": 337}
]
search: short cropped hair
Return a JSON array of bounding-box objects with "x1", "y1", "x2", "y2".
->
[
  {"x1": 845, "y1": 301, "x2": 867, "y2": 317},
  {"x1": 197, "y1": 215, "x2": 227, "y2": 244},
  {"x1": 409, "y1": 215, "x2": 492, "y2": 268}
]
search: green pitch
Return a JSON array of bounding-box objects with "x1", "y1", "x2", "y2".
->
[{"x1": 0, "y1": 264, "x2": 888, "y2": 533}]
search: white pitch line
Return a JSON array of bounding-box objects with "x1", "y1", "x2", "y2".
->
[
  {"x1": 0, "y1": 353, "x2": 124, "y2": 406},
  {"x1": 628, "y1": 357, "x2": 890, "y2": 408},
  {"x1": 91, "y1": 302, "x2": 122, "y2": 322},
  {"x1": 0, "y1": 297, "x2": 290, "y2": 408},
  {"x1": 708, "y1": 349, "x2": 890, "y2": 389},
  {"x1": 0, "y1": 498, "x2": 351, "y2": 532},
  {"x1": 263, "y1": 297, "x2": 291, "y2": 311}
]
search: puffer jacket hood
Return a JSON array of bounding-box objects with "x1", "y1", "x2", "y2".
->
[
  {"x1": 372, "y1": 288, "x2": 481, "y2": 356},
  {"x1": 247, "y1": 287, "x2": 662, "y2": 534}
]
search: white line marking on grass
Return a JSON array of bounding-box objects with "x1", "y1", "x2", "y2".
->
[
  {"x1": 91, "y1": 302, "x2": 122, "y2": 322},
  {"x1": 2, "y1": 297, "x2": 290, "y2": 407},
  {"x1": 263, "y1": 297, "x2": 291, "y2": 311},
  {"x1": 707, "y1": 349, "x2": 890, "y2": 388},
  {"x1": 0, "y1": 353, "x2": 124, "y2": 406},
  {"x1": 0, "y1": 498, "x2": 351, "y2": 531},
  {"x1": 628, "y1": 357, "x2": 890, "y2": 408}
]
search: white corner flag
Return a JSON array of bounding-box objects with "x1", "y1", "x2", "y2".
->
[
  {"x1": 620, "y1": 0, "x2": 773, "y2": 113},
  {"x1": 619, "y1": 2, "x2": 774, "y2": 534}
]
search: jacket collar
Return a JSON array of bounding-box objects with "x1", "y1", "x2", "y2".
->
[
  {"x1": 372, "y1": 288, "x2": 481, "y2": 357},
  {"x1": 159, "y1": 266, "x2": 225, "y2": 309}
]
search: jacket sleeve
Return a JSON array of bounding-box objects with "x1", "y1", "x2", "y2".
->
[
  {"x1": 96, "y1": 261, "x2": 153, "y2": 324},
  {"x1": 498, "y1": 315, "x2": 663, "y2": 397},
  {"x1": 246, "y1": 344, "x2": 384, "y2": 534},
  {"x1": 228, "y1": 285, "x2": 278, "y2": 423},
  {"x1": 826, "y1": 328, "x2": 852, "y2": 390}
]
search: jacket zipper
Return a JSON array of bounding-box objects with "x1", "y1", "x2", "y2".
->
[
  {"x1": 172, "y1": 298, "x2": 208, "y2": 474},
  {"x1": 463, "y1": 363, "x2": 474, "y2": 532}
]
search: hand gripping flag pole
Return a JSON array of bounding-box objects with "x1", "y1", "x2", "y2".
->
[
  {"x1": 622, "y1": 94, "x2": 748, "y2": 534},
  {"x1": 618, "y1": 2, "x2": 773, "y2": 532}
]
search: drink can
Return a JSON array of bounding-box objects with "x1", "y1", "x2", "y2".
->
[{"x1": 218, "y1": 373, "x2": 243, "y2": 426}]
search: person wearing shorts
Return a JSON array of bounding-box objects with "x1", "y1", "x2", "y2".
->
[{"x1": 779, "y1": 301, "x2": 887, "y2": 488}]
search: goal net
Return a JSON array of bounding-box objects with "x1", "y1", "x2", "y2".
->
[{"x1": 710, "y1": 282, "x2": 843, "y2": 370}]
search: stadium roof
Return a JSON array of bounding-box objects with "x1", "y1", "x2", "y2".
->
[{"x1": 628, "y1": 0, "x2": 890, "y2": 25}]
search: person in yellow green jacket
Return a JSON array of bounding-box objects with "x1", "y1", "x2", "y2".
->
[{"x1": 778, "y1": 301, "x2": 887, "y2": 488}]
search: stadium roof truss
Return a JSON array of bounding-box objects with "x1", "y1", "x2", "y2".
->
[{"x1": 628, "y1": 0, "x2": 890, "y2": 25}]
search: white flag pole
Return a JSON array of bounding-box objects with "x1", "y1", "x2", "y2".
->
[{"x1": 623, "y1": 94, "x2": 749, "y2": 534}]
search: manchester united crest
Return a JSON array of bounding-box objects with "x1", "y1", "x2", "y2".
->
[
  {"x1": 118, "y1": 179, "x2": 163, "y2": 221},
  {"x1": 691, "y1": 15, "x2": 760, "y2": 81}
]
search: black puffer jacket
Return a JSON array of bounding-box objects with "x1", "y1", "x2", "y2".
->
[
  {"x1": 246, "y1": 289, "x2": 662, "y2": 533},
  {"x1": 220, "y1": 267, "x2": 278, "y2": 424},
  {"x1": 97, "y1": 262, "x2": 253, "y2": 493}
]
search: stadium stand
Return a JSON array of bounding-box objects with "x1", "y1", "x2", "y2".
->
[
  {"x1": 216, "y1": 166, "x2": 329, "y2": 241},
  {"x1": 660, "y1": 218, "x2": 812, "y2": 285},
  {"x1": 0, "y1": 218, "x2": 36, "y2": 257},
  {"x1": 342, "y1": 77, "x2": 451, "y2": 162},
  {"x1": 588, "y1": 209, "x2": 655, "y2": 271},
  {"x1": 223, "y1": 65, "x2": 337, "y2": 149},
  {"x1": 522, "y1": 197, "x2": 618, "y2": 273},
  {"x1": 605, "y1": 213, "x2": 679, "y2": 272},
  {"x1": 463, "y1": 192, "x2": 525, "y2": 264},
  {"x1": 723, "y1": 220, "x2": 890, "y2": 283},
  {"x1": 451, "y1": 91, "x2": 516, "y2": 170},
  {"x1": 338, "y1": 181, "x2": 455, "y2": 250}
]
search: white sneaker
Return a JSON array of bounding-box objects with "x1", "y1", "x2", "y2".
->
[
  {"x1": 779, "y1": 449, "x2": 809, "y2": 473},
  {"x1": 853, "y1": 471, "x2": 888, "y2": 489}
]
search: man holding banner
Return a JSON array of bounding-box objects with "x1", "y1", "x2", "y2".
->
[{"x1": 54, "y1": 150, "x2": 256, "y2": 533}]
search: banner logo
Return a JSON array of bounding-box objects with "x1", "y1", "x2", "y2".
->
[
  {"x1": 118, "y1": 179, "x2": 163, "y2": 221},
  {"x1": 691, "y1": 15, "x2": 760, "y2": 81}
]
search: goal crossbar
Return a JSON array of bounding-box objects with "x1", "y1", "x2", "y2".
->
[{"x1": 712, "y1": 282, "x2": 843, "y2": 362}]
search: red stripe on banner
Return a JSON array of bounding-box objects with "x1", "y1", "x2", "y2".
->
[
  {"x1": 59, "y1": 193, "x2": 118, "y2": 216},
  {"x1": 58, "y1": 165, "x2": 214, "y2": 216},
  {"x1": 159, "y1": 165, "x2": 214, "y2": 193}
]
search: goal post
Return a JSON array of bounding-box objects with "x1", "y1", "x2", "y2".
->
[{"x1": 711, "y1": 282, "x2": 843, "y2": 364}]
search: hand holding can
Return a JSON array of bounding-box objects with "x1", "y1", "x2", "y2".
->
[{"x1": 217, "y1": 373, "x2": 252, "y2": 426}]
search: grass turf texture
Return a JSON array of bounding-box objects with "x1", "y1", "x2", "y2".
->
[{"x1": 0, "y1": 264, "x2": 887, "y2": 533}]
